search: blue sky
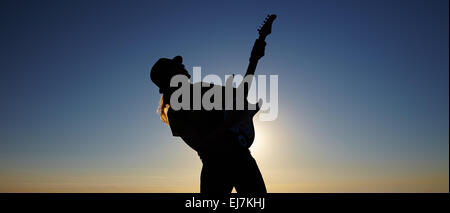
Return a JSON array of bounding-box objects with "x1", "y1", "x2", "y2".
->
[{"x1": 0, "y1": 0, "x2": 448, "y2": 192}]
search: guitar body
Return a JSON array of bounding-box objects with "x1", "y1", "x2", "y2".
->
[{"x1": 226, "y1": 101, "x2": 261, "y2": 148}]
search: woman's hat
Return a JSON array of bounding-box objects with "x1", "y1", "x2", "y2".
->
[{"x1": 150, "y1": 56, "x2": 190, "y2": 93}]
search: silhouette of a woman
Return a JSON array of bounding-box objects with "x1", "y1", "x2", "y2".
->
[{"x1": 150, "y1": 41, "x2": 267, "y2": 194}]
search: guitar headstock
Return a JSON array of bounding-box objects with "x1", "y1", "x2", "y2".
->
[{"x1": 257, "y1": 14, "x2": 277, "y2": 40}]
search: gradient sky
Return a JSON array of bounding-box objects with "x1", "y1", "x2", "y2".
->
[{"x1": 0, "y1": 0, "x2": 448, "y2": 192}]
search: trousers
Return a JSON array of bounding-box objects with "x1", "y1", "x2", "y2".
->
[{"x1": 199, "y1": 148, "x2": 266, "y2": 194}]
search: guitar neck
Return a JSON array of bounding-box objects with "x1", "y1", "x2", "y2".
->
[{"x1": 245, "y1": 35, "x2": 265, "y2": 76}]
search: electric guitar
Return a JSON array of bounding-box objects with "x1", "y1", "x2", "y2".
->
[{"x1": 226, "y1": 14, "x2": 276, "y2": 148}]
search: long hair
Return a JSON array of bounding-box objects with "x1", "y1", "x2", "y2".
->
[{"x1": 157, "y1": 94, "x2": 170, "y2": 125}]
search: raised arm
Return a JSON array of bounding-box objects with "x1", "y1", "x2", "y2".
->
[
  {"x1": 246, "y1": 39, "x2": 266, "y2": 77},
  {"x1": 237, "y1": 14, "x2": 276, "y2": 99},
  {"x1": 237, "y1": 39, "x2": 266, "y2": 99}
]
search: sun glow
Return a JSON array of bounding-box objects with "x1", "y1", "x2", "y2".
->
[{"x1": 249, "y1": 122, "x2": 274, "y2": 160}]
